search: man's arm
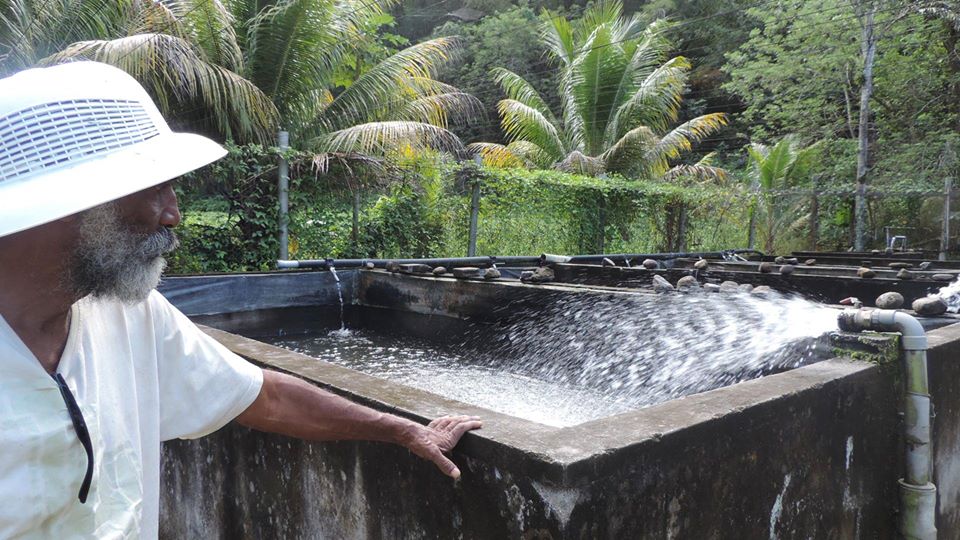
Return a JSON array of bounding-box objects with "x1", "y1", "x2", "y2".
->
[{"x1": 235, "y1": 369, "x2": 482, "y2": 478}]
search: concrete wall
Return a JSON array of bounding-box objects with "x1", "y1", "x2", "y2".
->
[{"x1": 157, "y1": 271, "x2": 960, "y2": 538}]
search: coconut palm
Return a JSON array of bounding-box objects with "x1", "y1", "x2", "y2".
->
[
  {"x1": 470, "y1": 1, "x2": 727, "y2": 181},
  {"x1": 1, "y1": 0, "x2": 279, "y2": 143},
  {"x1": 1, "y1": 0, "x2": 480, "y2": 158},
  {"x1": 746, "y1": 136, "x2": 820, "y2": 252}
]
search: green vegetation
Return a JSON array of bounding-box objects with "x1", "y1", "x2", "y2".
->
[{"x1": 4, "y1": 0, "x2": 960, "y2": 271}]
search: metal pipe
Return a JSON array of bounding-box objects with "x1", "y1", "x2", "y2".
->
[
  {"x1": 277, "y1": 249, "x2": 766, "y2": 270},
  {"x1": 277, "y1": 255, "x2": 545, "y2": 270},
  {"x1": 837, "y1": 309, "x2": 937, "y2": 540}
]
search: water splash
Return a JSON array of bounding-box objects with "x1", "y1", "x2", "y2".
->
[
  {"x1": 934, "y1": 277, "x2": 960, "y2": 313},
  {"x1": 328, "y1": 265, "x2": 348, "y2": 334},
  {"x1": 471, "y1": 289, "x2": 839, "y2": 409},
  {"x1": 270, "y1": 289, "x2": 839, "y2": 426}
]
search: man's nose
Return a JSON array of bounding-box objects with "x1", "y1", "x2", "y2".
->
[{"x1": 159, "y1": 183, "x2": 181, "y2": 227}]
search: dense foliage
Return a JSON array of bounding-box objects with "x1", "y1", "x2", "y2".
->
[{"x1": 5, "y1": 0, "x2": 960, "y2": 269}]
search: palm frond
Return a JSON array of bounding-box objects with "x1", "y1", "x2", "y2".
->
[
  {"x1": 541, "y1": 13, "x2": 575, "y2": 65},
  {"x1": 491, "y1": 67, "x2": 558, "y2": 124},
  {"x1": 663, "y1": 153, "x2": 729, "y2": 184},
  {"x1": 315, "y1": 37, "x2": 462, "y2": 133},
  {"x1": 556, "y1": 150, "x2": 605, "y2": 176},
  {"x1": 602, "y1": 125, "x2": 658, "y2": 174},
  {"x1": 497, "y1": 98, "x2": 566, "y2": 161},
  {"x1": 607, "y1": 56, "x2": 689, "y2": 142},
  {"x1": 394, "y1": 92, "x2": 483, "y2": 128},
  {"x1": 648, "y1": 113, "x2": 728, "y2": 176},
  {"x1": 314, "y1": 121, "x2": 465, "y2": 157},
  {"x1": 43, "y1": 33, "x2": 278, "y2": 143},
  {"x1": 468, "y1": 142, "x2": 531, "y2": 168}
]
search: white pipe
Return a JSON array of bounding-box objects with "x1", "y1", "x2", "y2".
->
[{"x1": 837, "y1": 309, "x2": 936, "y2": 540}]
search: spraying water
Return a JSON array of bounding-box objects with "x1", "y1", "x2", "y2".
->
[
  {"x1": 462, "y1": 289, "x2": 839, "y2": 411},
  {"x1": 273, "y1": 288, "x2": 839, "y2": 427}
]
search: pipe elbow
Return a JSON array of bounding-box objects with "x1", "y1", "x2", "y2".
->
[
  {"x1": 837, "y1": 309, "x2": 927, "y2": 351},
  {"x1": 889, "y1": 310, "x2": 927, "y2": 351}
]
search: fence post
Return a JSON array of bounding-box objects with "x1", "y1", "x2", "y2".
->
[
  {"x1": 941, "y1": 178, "x2": 952, "y2": 261},
  {"x1": 467, "y1": 155, "x2": 482, "y2": 257},
  {"x1": 747, "y1": 180, "x2": 758, "y2": 249},
  {"x1": 277, "y1": 130, "x2": 290, "y2": 261},
  {"x1": 809, "y1": 176, "x2": 820, "y2": 251}
]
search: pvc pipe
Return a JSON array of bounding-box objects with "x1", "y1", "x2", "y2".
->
[
  {"x1": 837, "y1": 309, "x2": 937, "y2": 540},
  {"x1": 277, "y1": 250, "x2": 765, "y2": 270},
  {"x1": 277, "y1": 256, "x2": 544, "y2": 270}
]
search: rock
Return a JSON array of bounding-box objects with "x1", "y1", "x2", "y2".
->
[
  {"x1": 804, "y1": 259, "x2": 817, "y2": 266},
  {"x1": 452, "y1": 267, "x2": 484, "y2": 279},
  {"x1": 860, "y1": 261, "x2": 872, "y2": 268},
  {"x1": 888, "y1": 262, "x2": 913, "y2": 269},
  {"x1": 857, "y1": 267, "x2": 876, "y2": 279},
  {"x1": 774, "y1": 256, "x2": 786, "y2": 264},
  {"x1": 780, "y1": 264, "x2": 795, "y2": 276},
  {"x1": 642, "y1": 259, "x2": 659, "y2": 270},
  {"x1": 913, "y1": 296, "x2": 948, "y2": 316},
  {"x1": 897, "y1": 269, "x2": 914, "y2": 280},
  {"x1": 758, "y1": 262, "x2": 773, "y2": 273},
  {"x1": 385, "y1": 261, "x2": 400, "y2": 272},
  {"x1": 677, "y1": 276, "x2": 699, "y2": 289},
  {"x1": 602, "y1": 257, "x2": 616, "y2": 267},
  {"x1": 432, "y1": 266, "x2": 447, "y2": 276},
  {"x1": 703, "y1": 283, "x2": 721, "y2": 293},
  {"x1": 875, "y1": 292, "x2": 904, "y2": 309},
  {"x1": 484, "y1": 267, "x2": 502, "y2": 279},
  {"x1": 399, "y1": 263, "x2": 432, "y2": 274},
  {"x1": 738, "y1": 283, "x2": 754, "y2": 293},
  {"x1": 932, "y1": 273, "x2": 956, "y2": 282},
  {"x1": 785, "y1": 257, "x2": 799, "y2": 265},
  {"x1": 520, "y1": 270, "x2": 534, "y2": 281},
  {"x1": 364, "y1": 261, "x2": 375, "y2": 269},
  {"x1": 871, "y1": 249, "x2": 881, "y2": 254},
  {"x1": 720, "y1": 280, "x2": 740, "y2": 292},
  {"x1": 527, "y1": 266, "x2": 555, "y2": 283},
  {"x1": 839, "y1": 297, "x2": 861, "y2": 306},
  {"x1": 918, "y1": 261, "x2": 933, "y2": 271},
  {"x1": 652, "y1": 274, "x2": 675, "y2": 293},
  {"x1": 751, "y1": 285, "x2": 773, "y2": 297},
  {"x1": 694, "y1": 259, "x2": 709, "y2": 270}
]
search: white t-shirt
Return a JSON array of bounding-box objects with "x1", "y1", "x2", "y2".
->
[{"x1": 0, "y1": 290, "x2": 264, "y2": 539}]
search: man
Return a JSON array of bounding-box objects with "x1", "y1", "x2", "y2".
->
[{"x1": 0, "y1": 61, "x2": 481, "y2": 538}]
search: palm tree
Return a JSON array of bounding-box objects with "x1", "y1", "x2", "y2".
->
[
  {"x1": 746, "y1": 136, "x2": 819, "y2": 252},
  {"x1": 1, "y1": 0, "x2": 480, "y2": 159},
  {"x1": 470, "y1": 1, "x2": 727, "y2": 181},
  {"x1": 1, "y1": 0, "x2": 280, "y2": 143}
]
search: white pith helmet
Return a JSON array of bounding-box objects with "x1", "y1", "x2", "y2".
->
[{"x1": 0, "y1": 61, "x2": 227, "y2": 237}]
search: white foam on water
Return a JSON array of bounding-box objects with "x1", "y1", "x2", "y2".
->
[
  {"x1": 934, "y1": 277, "x2": 960, "y2": 312},
  {"x1": 269, "y1": 290, "x2": 838, "y2": 427}
]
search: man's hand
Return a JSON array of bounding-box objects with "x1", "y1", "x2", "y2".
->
[
  {"x1": 400, "y1": 415, "x2": 483, "y2": 479},
  {"x1": 237, "y1": 370, "x2": 483, "y2": 479}
]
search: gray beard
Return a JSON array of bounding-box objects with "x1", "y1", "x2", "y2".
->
[{"x1": 68, "y1": 202, "x2": 179, "y2": 304}]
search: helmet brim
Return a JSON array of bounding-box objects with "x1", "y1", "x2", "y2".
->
[{"x1": 0, "y1": 132, "x2": 226, "y2": 237}]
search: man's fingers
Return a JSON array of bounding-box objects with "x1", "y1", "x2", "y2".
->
[
  {"x1": 450, "y1": 420, "x2": 483, "y2": 438},
  {"x1": 429, "y1": 415, "x2": 480, "y2": 431},
  {"x1": 426, "y1": 446, "x2": 461, "y2": 479}
]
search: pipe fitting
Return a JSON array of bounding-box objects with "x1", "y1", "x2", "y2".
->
[
  {"x1": 837, "y1": 309, "x2": 927, "y2": 351},
  {"x1": 837, "y1": 308, "x2": 936, "y2": 539}
]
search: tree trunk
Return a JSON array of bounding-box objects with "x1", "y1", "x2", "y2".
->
[{"x1": 854, "y1": 2, "x2": 877, "y2": 251}]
